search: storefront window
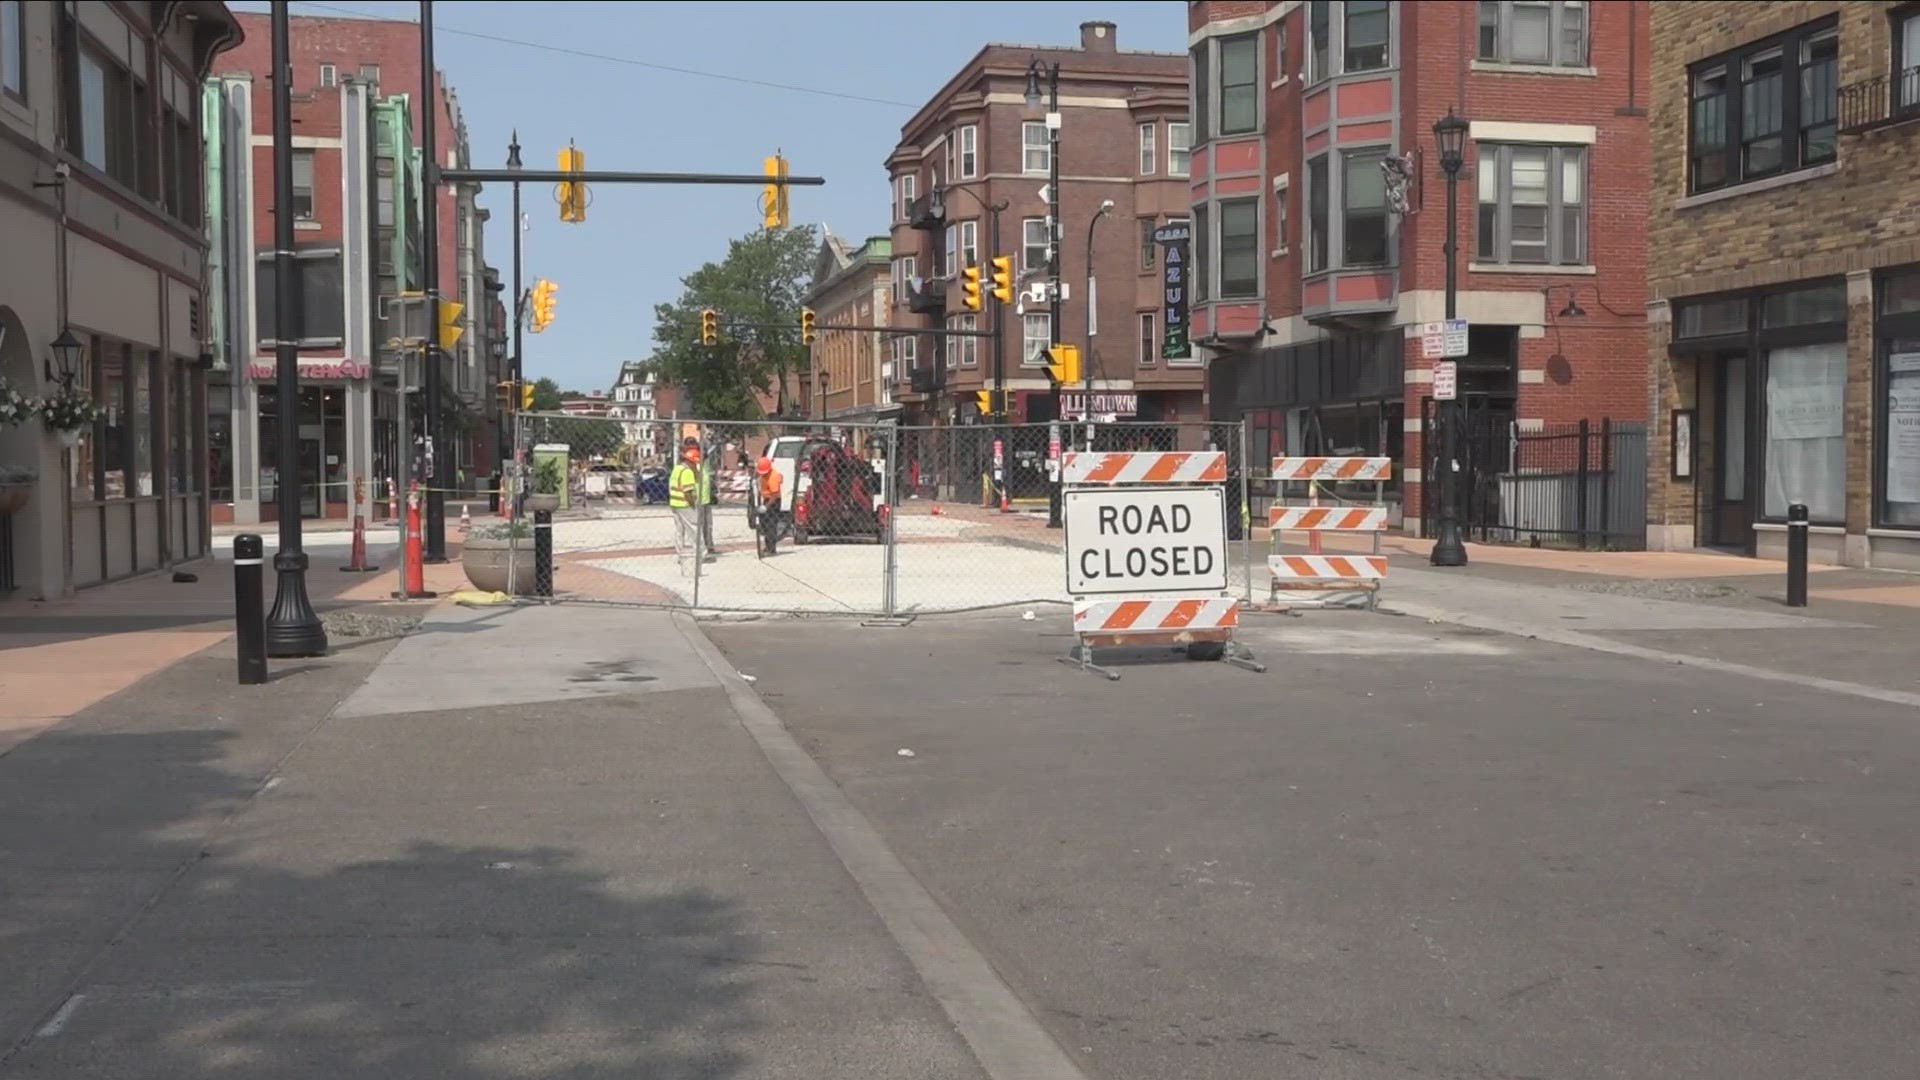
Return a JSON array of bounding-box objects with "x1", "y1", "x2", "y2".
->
[
  {"x1": 1763, "y1": 342, "x2": 1846, "y2": 522},
  {"x1": 209, "y1": 383, "x2": 232, "y2": 502},
  {"x1": 170, "y1": 361, "x2": 192, "y2": 494},
  {"x1": 132, "y1": 350, "x2": 153, "y2": 496},
  {"x1": 100, "y1": 343, "x2": 127, "y2": 499},
  {"x1": 1880, "y1": 269, "x2": 1920, "y2": 528}
]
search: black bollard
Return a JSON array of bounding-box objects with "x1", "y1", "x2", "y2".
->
[
  {"x1": 1785, "y1": 502, "x2": 1809, "y2": 608},
  {"x1": 233, "y1": 533, "x2": 269, "y2": 685},
  {"x1": 533, "y1": 509, "x2": 554, "y2": 598}
]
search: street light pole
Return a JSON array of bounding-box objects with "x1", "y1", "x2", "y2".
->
[
  {"x1": 1429, "y1": 108, "x2": 1470, "y2": 568},
  {"x1": 1028, "y1": 57, "x2": 1063, "y2": 528},
  {"x1": 1083, "y1": 199, "x2": 1114, "y2": 438},
  {"x1": 418, "y1": 0, "x2": 447, "y2": 563},
  {"x1": 263, "y1": 0, "x2": 327, "y2": 657},
  {"x1": 940, "y1": 182, "x2": 1010, "y2": 417},
  {"x1": 507, "y1": 132, "x2": 522, "y2": 499}
]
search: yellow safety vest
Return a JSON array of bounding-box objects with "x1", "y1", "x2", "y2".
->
[{"x1": 669, "y1": 463, "x2": 698, "y2": 508}]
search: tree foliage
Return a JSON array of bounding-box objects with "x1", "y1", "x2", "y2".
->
[
  {"x1": 650, "y1": 225, "x2": 818, "y2": 421},
  {"x1": 529, "y1": 377, "x2": 564, "y2": 413}
]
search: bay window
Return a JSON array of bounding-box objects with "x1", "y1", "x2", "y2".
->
[
  {"x1": 1219, "y1": 34, "x2": 1259, "y2": 135},
  {"x1": 1218, "y1": 198, "x2": 1260, "y2": 299},
  {"x1": 959, "y1": 125, "x2": 977, "y2": 178},
  {"x1": 1193, "y1": 205, "x2": 1210, "y2": 303},
  {"x1": 1022, "y1": 217, "x2": 1047, "y2": 273},
  {"x1": 1344, "y1": 0, "x2": 1391, "y2": 72},
  {"x1": 1306, "y1": 155, "x2": 1329, "y2": 273},
  {"x1": 1342, "y1": 148, "x2": 1389, "y2": 266},
  {"x1": 1022, "y1": 122, "x2": 1049, "y2": 174},
  {"x1": 1022, "y1": 314, "x2": 1051, "y2": 366},
  {"x1": 1139, "y1": 122, "x2": 1156, "y2": 175},
  {"x1": 1309, "y1": 0, "x2": 1392, "y2": 81},
  {"x1": 1168, "y1": 121, "x2": 1191, "y2": 176},
  {"x1": 1476, "y1": 143, "x2": 1586, "y2": 266},
  {"x1": 1687, "y1": 18, "x2": 1838, "y2": 194}
]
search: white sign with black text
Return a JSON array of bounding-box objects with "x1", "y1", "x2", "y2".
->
[
  {"x1": 1432, "y1": 360, "x2": 1458, "y2": 401},
  {"x1": 1065, "y1": 485, "x2": 1227, "y2": 596}
]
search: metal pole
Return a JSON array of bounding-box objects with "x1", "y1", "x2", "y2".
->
[
  {"x1": 263, "y1": 0, "x2": 327, "y2": 657},
  {"x1": 1785, "y1": 502, "x2": 1809, "y2": 607},
  {"x1": 508, "y1": 132, "x2": 522, "y2": 496},
  {"x1": 1042, "y1": 61, "x2": 1064, "y2": 530},
  {"x1": 883, "y1": 423, "x2": 898, "y2": 617},
  {"x1": 233, "y1": 533, "x2": 268, "y2": 685},
  {"x1": 1429, "y1": 144, "x2": 1468, "y2": 567},
  {"x1": 419, "y1": 0, "x2": 447, "y2": 563},
  {"x1": 1239, "y1": 421, "x2": 1253, "y2": 603}
]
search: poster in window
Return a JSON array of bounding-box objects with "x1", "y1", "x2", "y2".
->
[
  {"x1": 1887, "y1": 352, "x2": 1920, "y2": 507},
  {"x1": 1155, "y1": 221, "x2": 1191, "y2": 361},
  {"x1": 1670, "y1": 409, "x2": 1694, "y2": 481}
]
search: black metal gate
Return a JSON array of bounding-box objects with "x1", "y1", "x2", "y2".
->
[{"x1": 1422, "y1": 398, "x2": 1647, "y2": 550}]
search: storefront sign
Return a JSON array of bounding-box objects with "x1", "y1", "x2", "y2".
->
[
  {"x1": 247, "y1": 360, "x2": 372, "y2": 381},
  {"x1": 1061, "y1": 391, "x2": 1138, "y2": 418},
  {"x1": 1155, "y1": 222, "x2": 1191, "y2": 362}
]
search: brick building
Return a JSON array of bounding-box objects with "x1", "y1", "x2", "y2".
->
[
  {"x1": 884, "y1": 22, "x2": 1194, "y2": 428},
  {"x1": 1646, "y1": 1, "x2": 1920, "y2": 567},
  {"x1": 803, "y1": 232, "x2": 894, "y2": 427},
  {"x1": 206, "y1": 13, "x2": 500, "y2": 523},
  {"x1": 1190, "y1": 0, "x2": 1650, "y2": 533}
]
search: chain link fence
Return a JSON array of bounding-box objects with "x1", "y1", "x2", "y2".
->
[{"x1": 506, "y1": 413, "x2": 1251, "y2": 616}]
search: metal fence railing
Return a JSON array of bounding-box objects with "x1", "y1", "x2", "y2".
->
[
  {"x1": 503, "y1": 413, "x2": 1253, "y2": 616},
  {"x1": 1422, "y1": 416, "x2": 1647, "y2": 551}
]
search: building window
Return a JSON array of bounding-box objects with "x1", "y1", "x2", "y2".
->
[
  {"x1": 1168, "y1": 121, "x2": 1191, "y2": 176},
  {"x1": 1022, "y1": 314, "x2": 1052, "y2": 365},
  {"x1": 255, "y1": 250, "x2": 347, "y2": 346},
  {"x1": 319, "y1": 62, "x2": 336, "y2": 87},
  {"x1": 1022, "y1": 217, "x2": 1047, "y2": 272},
  {"x1": 1764, "y1": 341, "x2": 1846, "y2": 523},
  {"x1": 959, "y1": 125, "x2": 977, "y2": 178},
  {"x1": 1308, "y1": 0, "x2": 1330, "y2": 83},
  {"x1": 1193, "y1": 204, "x2": 1210, "y2": 303},
  {"x1": 1022, "y1": 122, "x2": 1050, "y2": 174},
  {"x1": 359, "y1": 63, "x2": 380, "y2": 83},
  {"x1": 944, "y1": 317, "x2": 960, "y2": 368},
  {"x1": 1138, "y1": 312, "x2": 1157, "y2": 366},
  {"x1": 1219, "y1": 33, "x2": 1259, "y2": 135},
  {"x1": 1140, "y1": 216, "x2": 1158, "y2": 272},
  {"x1": 1878, "y1": 269, "x2": 1920, "y2": 527},
  {"x1": 1899, "y1": 8, "x2": 1920, "y2": 112},
  {"x1": 961, "y1": 314, "x2": 979, "y2": 366},
  {"x1": 1344, "y1": 0, "x2": 1391, "y2": 72},
  {"x1": 960, "y1": 219, "x2": 978, "y2": 269},
  {"x1": 1274, "y1": 178, "x2": 1290, "y2": 252},
  {"x1": 897, "y1": 173, "x2": 915, "y2": 221},
  {"x1": 944, "y1": 224, "x2": 957, "y2": 277},
  {"x1": 69, "y1": 21, "x2": 141, "y2": 189},
  {"x1": 1342, "y1": 148, "x2": 1389, "y2": 266},
  {"x1": 376, "y1": 172, "x2": 395, "y2": 227},
  {"x1": 2, "y1": 0, "x2": 25, "y2": 100},
  {"x1": 1306, "y1": 155, "x2": 1329, "y2": 273},
  {"x1": 292, "y1": 149, "x2": 317, "y2": 220},
  {"x1": 1688, "y1": 18, "x2": 1838, "y2": 194},
  {"x1": 1139, "y1": 122, "x2": 1156, "y2": 174},
  {"x1": 1218, "y1": 197, "x2": 1260, "y2": 299},
  {"x1": 1476, "y1": 143, "x2": 1586, "y2": 265},
  {"x1": 1478, "y1": 1, "x2": 1588, "y2": 67},
  {"x1": 1192, "y1": 45, "x2": 1210, "y2": 145}
]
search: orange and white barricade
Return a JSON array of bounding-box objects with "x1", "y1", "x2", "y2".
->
[
  {"x1": 1059, "y1": 450, "x2": 1264, "y2": 680},
  {"x1": 1267, "y1": 456, "x2": 1392, "y2": 610}
]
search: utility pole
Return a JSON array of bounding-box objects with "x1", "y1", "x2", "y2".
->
[
  {"x1": 263, "y1": 0, "x2": 326, "y2": 657},
  {"x1": 418, "y1": 0, "x2": 447, "y2": 562},
  {"x1": 1027, "y1": 57, "x2": 1062, "y2": 527},
  {"x1": 507, "y1": 131, "x2": 523, "y2": 512}
]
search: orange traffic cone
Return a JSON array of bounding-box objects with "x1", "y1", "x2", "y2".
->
[
  {"x1": 460, "y1": 504, "x2": 471, "y2": 533},
  {"x1": 931, "y1": 502, "x2": 944, "y2": 517}
]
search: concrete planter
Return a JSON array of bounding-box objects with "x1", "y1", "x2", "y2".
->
[
  {"x1": 0, "y1": 483, "x2": 29, "y2": 516},
  {"x1": 525, "y1": 493, "x2": 560, "y2": 514},
  {"x1": 461, "y1": 535, "x2": 537, "y2": 595}
]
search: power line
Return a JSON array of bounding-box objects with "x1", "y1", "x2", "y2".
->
[{"x1": 288, "y1": 1, "x2": 919, "y2": 109}]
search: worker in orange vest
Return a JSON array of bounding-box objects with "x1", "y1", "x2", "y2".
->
[{"x1": 755, "y1": 457, "x2": 784, "y2": 556}]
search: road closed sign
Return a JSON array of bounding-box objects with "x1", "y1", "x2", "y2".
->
[{"x1": 1065, "y1": 485, "x2": 1228, "y2": 595}]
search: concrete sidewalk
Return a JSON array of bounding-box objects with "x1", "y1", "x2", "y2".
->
[{"x1": 0, "y1": 603, "x2": 988, "y2": 1078}]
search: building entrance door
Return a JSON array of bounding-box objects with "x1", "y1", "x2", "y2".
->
[{"x1": 1707, "y1": 352, "x2": 1754, "y2": 552}]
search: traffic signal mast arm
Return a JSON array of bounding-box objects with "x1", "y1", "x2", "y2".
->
[
  {"x1": 714, "y1": 318, "x2": 996, "y2": 338},
  {"x1": 440, "y1": 167, "x2": 828, "y2": 188}
]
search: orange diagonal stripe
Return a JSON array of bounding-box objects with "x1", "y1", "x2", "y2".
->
[
  {"x1": 1105, "y1": 600, "x2": 1152, "y2": 630},
  {"x1": 1198, "y1": 457, "x2": 1227, "y2": 481},
  {"x1": 1086, "y1": 455, "x2": 1129, "y2": 482},
  {"x1": 1142, "y1": 454, "x2": 1185, "y2": 482},
  {"x1": 1161, "y1": 599, "x2": 1203, "y2": 628}
]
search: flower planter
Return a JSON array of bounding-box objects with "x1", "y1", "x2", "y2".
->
[
  {"x1": 525, "y1": 493, "x2": 561, "y2": 513},
  {"x1": 55, "y1": 428, "x2": 83, "y2": 449},
  {"x1": 0, "y1": 483, "x2": 29, "y2": 516},
  {"x1": 460, "y1": 535, "x2": 538, "y2": 595}
]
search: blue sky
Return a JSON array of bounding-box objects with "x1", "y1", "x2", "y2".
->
[{"x1": 238, "y1": 0, "x2": 1187, "y2": 392}]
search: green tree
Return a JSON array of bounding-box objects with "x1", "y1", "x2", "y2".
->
[
  {"x1": 529, "y1": 377, "x2": 564, "y2": 412},
  {"x1": 650, "y1": 225, "x2": 817, "y2": 421}
]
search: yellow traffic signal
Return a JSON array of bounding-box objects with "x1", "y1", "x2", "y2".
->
[
  {"x1": 558, "y1": 144, "x2": 587, "y2": 223},
  {"x1": 800, "y1": 307, "x2": 817, "y2": 345},
  {"x1": 961, "y1": 265, "x2": 983, "y2": 311},
  {"x1": 497, "y1": 379, "x2": 516, "y2": 412},
  {"x1": 990, "y1": 256, "x2": 1014, "y2": 303},
  {"x1": 700, "y1": 309, "x2": 720, "y2": 347},
  {"x1": 521, "y1": 381, "x2": 535, "y2": 409},
  {"x1": 1045, "y1": 343, "x2": 1081, "y2": 386},
  {"x1": 529, "y1": 280, "x2": 557, "y2": 333},
  {"x1": 975, "y1": 390, "x2": 994, "y2": 415},
  {"x1": 763, "y1": 154, "x2": 790, "y2": 229},
  {"x1": 438, "y1": 300, "x2": 465, "y2": 352}
]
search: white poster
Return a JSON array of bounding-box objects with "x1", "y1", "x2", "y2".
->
[
  {"x1": 1887, "y1": 353, "x2": 1920, "y2": 507},
  {"x1": 1767, "y1": 383, "x2": 1844, "y2": 440}
]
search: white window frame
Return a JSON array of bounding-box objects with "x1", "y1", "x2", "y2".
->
[
  {"x1": 1022, "y1": 313, "x2": 1052, "y2": 366},
  {"x1": 1138, "y1": 311, "x2": 1157, "y2": 367},
  {"x1": 1273, "y1": 176, "x2": 1291, "y2": 256},
  {"x1": 1021, "y1": 217, "x2": 1048, "y2": 273},
  {"x1": 944, "y1": 135, "x2": 956, "y2": 185},
  {"x1": 897, "y1": 173, "x2": 916, "y2": 221},
  {"x1": 1139, "y1": 122, "x2": 1157, "y2": 174},
  {"x1": 961, "y1": 314, "x2": 979, "y2": 367},
  {"x1": 1022, "y1": 122, "x2": 1050, "y2": 175},
  {"x1": 1477, "y1": 0, "x2": 1589, "y2": 68},
  {"x1": 1168, "y1": 121, "x2": 1191, "y2": 176},
  {"x1": 944, "y1": 224, "x2": 957, "y2": 278},
  {"x1": 292, "y1": 149, "x2": 317, "y2": 221},
  {"x1": 959, "y1": 124, "x2": 978, "y2": 178},
  {"x1": 1475, "y1": 142, "x2": 1587, "y2": 267},
  {"x1": 960, "y1": 220, "x2": 978, "y2": 269},
  {"x1": 318, "y1": 62, "x2": 336, "y2": 88}
]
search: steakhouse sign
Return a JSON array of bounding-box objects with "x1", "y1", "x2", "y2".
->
[{"x1": 1064, "y1": 485, "x2": 1227, "y2": 595}]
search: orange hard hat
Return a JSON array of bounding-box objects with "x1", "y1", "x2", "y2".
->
[
  {"x1": 756, "y1": 458, "x2": 773, "y2": 475},
  {"x1": 686, "y1": 447, "x2": 702, "y2": 463}
]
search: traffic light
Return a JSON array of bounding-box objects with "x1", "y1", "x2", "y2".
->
[
  {"x1": 1045, "y1": 343, "x2": 1081, "y2": 386},
  {"x1": 762, "y1": 154, "x2": 790, "y2": 229},
  {"x1": 558, "y1": 144, "x2": 587, "y2": 223},
  {"x1": 800, "y1": 307, "x2": 817, "y2": 346},
  {"x1": 975, "y1": 390, "x2": 995, "y2": 415},
  {"x1": 961, "y1": 265, "x2": 983, "y2": 311},
  {"x1": 521, "y1": 381, "x2": 535, "y2": 409},
  {"x1": 990, "y1": 256, "x2": 1014, "y2": 303},
  {"x1": 438, "y1": 300, "x2": 465, "y2": 352},
  {"x1": 497, "y1": 379, "x2": 516, "y2": 412},
  {"x1": 529, "y1": 279, "x2": 557, "y2": 333},
  {"x1": 700, "y1": 309, "x2": 720, "y2": 346}
]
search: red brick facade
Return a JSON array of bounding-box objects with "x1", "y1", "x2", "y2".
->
[{"x1": 1190, "y1": 1, "x2": 1650, "y2": 528}]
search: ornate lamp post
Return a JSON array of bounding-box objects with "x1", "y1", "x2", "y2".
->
[{"x1": 1429, "y1": 108, "x2": 1470, "y2": 568}]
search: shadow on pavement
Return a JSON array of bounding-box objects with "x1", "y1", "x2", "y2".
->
[{"x1": 0, "y1": 726, "x2": 757, "y2": 1078}]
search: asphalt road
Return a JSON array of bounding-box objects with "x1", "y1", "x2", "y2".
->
[{"x1": 710, "y1": 609, "x2": 1920, "y2": 1080}]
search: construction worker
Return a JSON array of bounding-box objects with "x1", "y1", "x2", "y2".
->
[
  {"x1": 670, "y1": 438, "x2": 704, "y2": 565},
  {"x1": 755, "y1": 457, "x2": 783, "y2": 556}
]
